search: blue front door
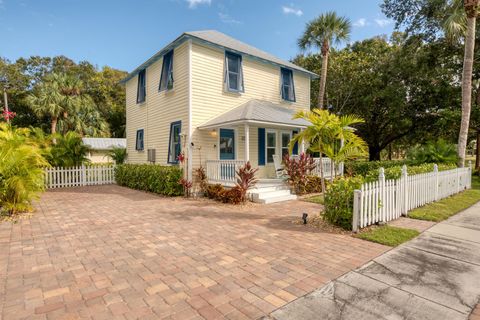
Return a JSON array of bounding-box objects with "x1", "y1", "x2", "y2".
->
[
  {"x1": 220, "y1": 129, "x2": 235, "y2": 160},
  {"x1": 219, "y1": 129, "x2": 235, "y2": 180}
]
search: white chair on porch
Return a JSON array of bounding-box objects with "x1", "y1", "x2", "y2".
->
[{"x1": 272, "y1": 154, "x2": 285, "y2": 178}]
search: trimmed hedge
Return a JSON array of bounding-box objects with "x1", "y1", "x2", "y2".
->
[
  {"x1": 115, "y1": 164, "x2": 183, "y2": 196},
  {"x1": 345, "y1": 160, "x2": 413, "y2": 177},
  {"x1": 363, "y1": 162, "x2": 457, "y2": 182}
]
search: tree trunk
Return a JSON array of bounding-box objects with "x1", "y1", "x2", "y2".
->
[
  {"x1": 458, "y1": 13, "x2": 476, "y2": 167},
  {"x1": 51, "y1": 116, "x2": 58, "y2": 144},
  {"x1": 317, "y1": 50, "x2": 329, "y2": 109},
  {"x1": 476, "y1": 129, "x2": 480, "y2": 170},
  {"x1": 318, "y1": 141, "x2": 326, "y2": 193},
  {"x1": 369, "y1": 145, "x2": 381, "y2": 161}
]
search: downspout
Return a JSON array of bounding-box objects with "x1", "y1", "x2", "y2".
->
[{"x1": 187, "y1": 39, "x2": 193, "y2": 181}]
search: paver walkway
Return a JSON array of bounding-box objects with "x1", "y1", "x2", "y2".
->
[
  {"x1": 269, "y1": 201, "x2": 480, "y2": 320},
  {"x1": 0, "y1": 185, "x2": 388, "y2": 320}
]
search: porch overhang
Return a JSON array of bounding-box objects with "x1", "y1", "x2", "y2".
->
[{"x1": 197, "y1": 99, "x2": 310, "y2": 130}]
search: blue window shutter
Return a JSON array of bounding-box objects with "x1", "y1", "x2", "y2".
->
[
  {"x1": 258, "y1": 128, "x2": 265, "y2": 165},
  {"x1": 292, "y1": 130, "x2": 298, "y2": 155}
]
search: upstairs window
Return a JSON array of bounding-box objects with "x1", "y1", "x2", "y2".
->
[
  {"x1": 168, "y1": 121, "x2": 182, "y2": 164},
  {"x1": 137, "y1": 69, "x2": 146, "y2": 103},
  {"x1": 281, "y1": 68, "x2": 295, "y2": 102},
  {"x1": 159, "y1": 50, "x2": 174, "y2": 91},
  {"x1": 224, "y1": 52, "x2": 244, "y2": 92},
  {"x1": 135, "y1": 129, "x2": 144, "y2": 151}
]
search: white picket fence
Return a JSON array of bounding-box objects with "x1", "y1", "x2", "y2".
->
[
  {"x1": 44, "y1": 165, "x2": 116, "y2": 189},
  {"x1": 352, "y1": 164, "x2": 472, "y2": 232}
]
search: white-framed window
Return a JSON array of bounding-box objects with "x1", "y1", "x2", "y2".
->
[
  {"x1": 135, "y1": 129, "x2": 144, "y2": 151},
  {"x1": 266, "y1": 130, "x2": 277, "y2": 163},
  {"x1": 281, "y1": 131, "x2": 292, "y2": 159}
]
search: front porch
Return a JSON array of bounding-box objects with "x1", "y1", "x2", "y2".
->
[
  {"x1": 204, "y1": 158, "x2": 342, "y2": 186},
  {"x1": 196, "y1": 100, "x2": 343, "y2": 187}
]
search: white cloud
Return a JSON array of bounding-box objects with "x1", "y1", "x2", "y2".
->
[
  {"x1": 375, "y1": 18, "x2": 392, "y2": 27},
  {"x1": 282, "y1": 5, "x2": 303, "y2": 17},
  {"x1": 218, "y1": 12, "x2": 242, "y2": 24},
  {"x1": 186, "y1": 0, "x2": 211, "y2": 9},
  {"x1": 353, "y1": 18, "x2": 368, "y2": 27}
]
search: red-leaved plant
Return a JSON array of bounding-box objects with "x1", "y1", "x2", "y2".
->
[
  {"x1": 176, "y1": 152, "x2": 185, "y2": 164},
  {"x1": 283, "y1": 153, "x2": 316, "y2": 195},
  {"x1": 178, "y1": 178, "x2": 193, "y2": 197},
  {"x1": 235, "y1": 161, "x2": 259, "y2": 203}
]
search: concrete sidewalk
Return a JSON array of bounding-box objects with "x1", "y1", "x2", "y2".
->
[{"x1": 268, "y1": 202, "x2": 480, "y2": 320}]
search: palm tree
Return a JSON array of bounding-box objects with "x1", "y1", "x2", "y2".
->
[
  {"x1": 444, "y1": 0, "x2": 480, "y2": 167},
  {"x1": 289, "y1": 109, "x2": 338, "y2": 192},
  {"x1": 26, "y1": 73, "x2": 88, "y2": 136},
  {"x1": 298, "y1": 12, "x2": 351, "y2": 109},
  {"x1": 0, "y1": 124, "x2": 49, "y2": 214},
  {"x1": 322, "y1": 115, "x2": 368, "y2": 181},
  {"x1": 50, "y1": 131, "x2": 90, "y2": 167}
]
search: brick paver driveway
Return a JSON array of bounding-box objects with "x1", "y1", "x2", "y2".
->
[{"x1": 0, "y1": 185, "x2": 388, "y2": 320}]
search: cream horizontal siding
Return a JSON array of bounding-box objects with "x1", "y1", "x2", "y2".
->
[
  {"x1": 125, "y1": 42, "x2": 189, "y2": 164},
  {"x1": 190, "y1": 42, "x2": 310, "y2": 177},
  {"x1": 125, "y1": 73, "x2": 148, "y2": 163}
]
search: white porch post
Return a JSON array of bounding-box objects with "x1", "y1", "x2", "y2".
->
[
  {"x1": 244, "y1": 123, "x2": 250, "y2": 162},
  {"x1": 300, "y1": 128, "x2": 305, "y2": 154}
]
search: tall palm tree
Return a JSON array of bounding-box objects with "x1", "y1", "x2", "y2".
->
[
  {"x1": 26, "y1": 73, "x2": 87, "y2": 136},
  {"x1": 444, "y1": 0, "x2": 480, "y2": 167},
  {"x1": 298, "y1": 12, "x2": 351, "y2": 109}
]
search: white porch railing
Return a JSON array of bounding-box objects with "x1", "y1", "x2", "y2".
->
[
  {"x1": 206, "y1": 160, "x2": 245, "y2": 184},
  {"x1": 352, "y1": 165, "x2": 472, "y2": 232},
  {"x1": 312, "y1": 158, "x2": 344, "y2": 178},
  {"x1": 44, "y1": 165, "x2": 115, "y2": 189}
]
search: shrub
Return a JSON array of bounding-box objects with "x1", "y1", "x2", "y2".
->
[
  {"x1": 108, "y1": 147, "x2": 127, "y2": 164},
  {"x1": 407, "y1": 139, "x2": 457, "y2": 164},
  {"x1": 115, "y1": 164, "x2": 183, "y2": 196},
  {"x1": 345, "y1": 160, "x2": 412, "y2": 177},
  {"x1": 219, "y1": 186, "x2": 244, "y2": 204},
  {"x1": 195, "y1": 166, "x2": 208, "y2": 194},
  {"x1": 363, "y1": 162, "x2": 457, "y2": 182},
  {"x1": 205, "y1": 184, "x2": 224, "y2": 200},
  {"x1": 324, "y1": 176, "x2": 364, "y2": 230},
  {"x1": 178, "y1": 178, "x2": 193, "y2": 197},
  {"x1": 235, "y1": 161, "x2": 258, "y2": 202},
  {"x1": 0, "y1": 124, "x2": 49, "y2": 214},
  {"x1": 304, "y1": 175, "x2": 324, "y2": 194},
  {"x1": 283, "y1": 153, "x2": 316, "y2": 194}
]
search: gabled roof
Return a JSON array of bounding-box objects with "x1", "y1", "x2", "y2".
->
[
  {"x1": 121, "y1": 30, "x2": 317, "y2": 83},
  {"x1": 82, "y1": 138, "x2": 126, "y2": 150},
  {"x1": 198, "y1": 99, "x2": 310, "y2": 129}
]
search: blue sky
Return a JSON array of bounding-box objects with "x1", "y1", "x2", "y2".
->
[{"x1": 0, "y1": 0, "x2": 394, "y2": 72}]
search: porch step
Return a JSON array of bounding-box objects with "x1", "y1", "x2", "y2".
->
[
  {"x1": 254, "y1": 194, "x2": 298, "y2": 204},
  {"x1": 250, "y1": 183, "x2": 297, "y2": 204}
]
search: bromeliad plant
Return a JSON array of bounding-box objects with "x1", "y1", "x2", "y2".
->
[
  {"x1": 283, "y1": 153, "x2": 316, "y2": 194},
  {"x1": 235, "y1": 161, "x2": 259, "y2": 203}
]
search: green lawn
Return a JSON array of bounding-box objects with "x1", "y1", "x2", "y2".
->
[
  {"x1": 408, "y1": 175, "x2": 480, "y2": 222},
  {"x1": 304, "y1": 195, "x2": 324, "y2": 205},
  {"x1": 355, "y1": 225, "x2": 420, "y2": 247}
]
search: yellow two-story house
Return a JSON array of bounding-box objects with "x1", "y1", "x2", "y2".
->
[{"x1": 123, "y1": 30, "x2": 317, "y2": 202}]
